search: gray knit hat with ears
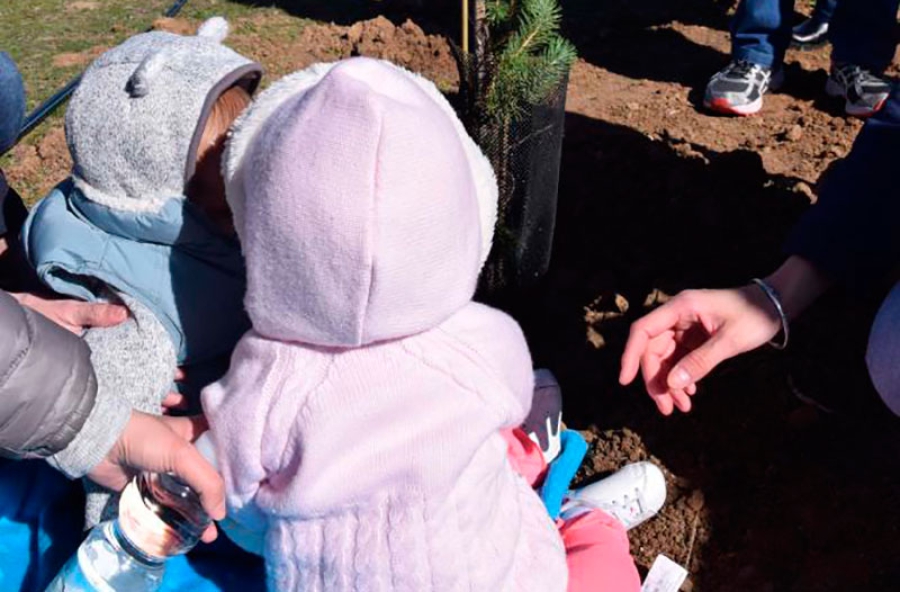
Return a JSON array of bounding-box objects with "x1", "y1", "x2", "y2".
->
[{"x1": 66, "y1": 17, "x2": 262, "y2": 213}]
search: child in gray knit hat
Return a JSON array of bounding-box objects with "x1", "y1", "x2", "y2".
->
[{"x1": 20, "y1": 17, "x2": 262, "y2": 527}]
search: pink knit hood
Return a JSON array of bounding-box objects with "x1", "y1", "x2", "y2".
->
[
  {"x1": 224, "y1": 57, "x2": 498, "y2": 347},
  {"x1": 207, "y1": 59, "x2": 568, "y2": 591}
]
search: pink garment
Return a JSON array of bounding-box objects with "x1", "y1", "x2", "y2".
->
[
  {"x1": 203, "y1": 58, "x2": 568, "y2": 591},
  {"x1": 504, "y1": 428, "x2": 642, "y2": 592}
]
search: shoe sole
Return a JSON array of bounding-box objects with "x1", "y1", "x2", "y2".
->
[
  {"x1": 825, "y1": 77, "x2": 887, "y2": 118},
  {"x1": 704, "y1": 96, "x2": 762, "y2": 116},
  {"x1": 790, "y1": 38, "x2": 829, "y2": 50}
]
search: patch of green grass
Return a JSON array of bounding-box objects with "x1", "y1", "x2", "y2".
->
[{"x1": 0, "y1": 1, "x2": 285, "y2": 149}]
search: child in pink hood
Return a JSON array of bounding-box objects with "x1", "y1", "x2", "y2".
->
[{"x1": 202, "y1": 57, "x2": 661, "y2": 591}]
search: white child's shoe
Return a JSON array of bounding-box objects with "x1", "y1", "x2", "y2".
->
[{"x1": 560, "y1": 462, "x2": 667, "y2": 530}]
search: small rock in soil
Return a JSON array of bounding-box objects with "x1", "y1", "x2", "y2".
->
[
  {"x1": 586, "y1": 326, "x2": 606, "y2": 349},
  {"x1": 793, "y1": 181, "x2": 817, "y2": 204},
  {"x1": 783, "y1": 124, "x2": 803, "y2": 142},
  {"x1": 687, "y1": 490, "x2": 706, "y2": 512},
  {"x1": 643, "y1": 288, "x2": 672, "y2": 308}
]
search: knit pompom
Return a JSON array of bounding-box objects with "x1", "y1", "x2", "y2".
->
[{"x1": 197, "y1": 16, "x2": 229, "y2": 43}]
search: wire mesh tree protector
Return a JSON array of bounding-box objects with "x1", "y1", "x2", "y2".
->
[
  {"x1": 478, "y1": 75, "x2": 568, "y2": 293},
  {"x1": 458, "y1": 0, "x2": 574, "y2": 297}
]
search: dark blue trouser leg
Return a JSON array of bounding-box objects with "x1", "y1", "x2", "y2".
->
[
  {"x1": 731, "y1": 0, "x2": 796, "y2": 68},
  {"x1": 812, "y1": 0, "x2": 839, "y2": 24},
  {"x1": 830, "y1": 0, "x2": 900, "y2": 73},
  {"x1": 0, "y1": 52, "x2": 25, "y2": 156}
]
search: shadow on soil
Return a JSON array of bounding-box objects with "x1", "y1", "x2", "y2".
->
[
  {"x1": 561, "y1": 0, "x2": 840, "y2": 108},
  {"x1": 561, "y1": 0, "x2": 731, "y2": 88},
  {"x1": 502, "y1": 111, "x2": 900, "y2": 590}
]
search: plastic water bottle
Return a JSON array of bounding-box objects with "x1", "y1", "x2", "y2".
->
[{"x1": 46, "y1": 472, "x2": 211, "y2": 591}]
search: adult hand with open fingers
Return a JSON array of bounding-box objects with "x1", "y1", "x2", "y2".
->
[
  {"x1": 619, "y1": 286, "x2": 782, "y2": 415},
  {"x1": 88, "y1": 411, "x2": 226, "y2": 543},
  {"x1": 10, "y1": 292, "x2": 128, "y2": 334}
]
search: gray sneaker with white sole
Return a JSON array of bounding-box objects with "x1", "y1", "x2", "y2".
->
[{"x1": 826, "y1": 63, "x2": 890, "y2": 117}]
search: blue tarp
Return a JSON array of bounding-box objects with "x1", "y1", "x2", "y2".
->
[{"x1": 0, "y1": 460, "x2": 265, "y2": 591}]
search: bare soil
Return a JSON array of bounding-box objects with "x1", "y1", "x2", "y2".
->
[{"x1": 9, "y1": 3, "x2": 900, "y2": 589}]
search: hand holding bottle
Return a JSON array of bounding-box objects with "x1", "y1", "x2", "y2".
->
[{"x1": 88, "y1": 411, "x2": 226, "y2": 542}]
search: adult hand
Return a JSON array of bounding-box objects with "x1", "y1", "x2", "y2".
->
[
  {"x1": 10, "y1": 292, "x2": 128, "y2": 334},
  {"x1": 88, "y1": 411, "x2": 226, "y2": 543},
  {"x1": 162, "y1": 392, "x2": 189, "y2": 413},
  {"x1": 619, "y1": 286, "x2": 781, "y2": 415},
  {"x1": 162, "y1": 368, "x2": 191, "y2": 414}
]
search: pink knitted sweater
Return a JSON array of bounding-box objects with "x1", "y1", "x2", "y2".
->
[{"x1": 202, "y1": 58, "x2": 568, "y2": 591}]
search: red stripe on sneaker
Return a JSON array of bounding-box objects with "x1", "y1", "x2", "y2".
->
[{"x1": 707, "y1": 98, "x2": 755, "y2": 116}]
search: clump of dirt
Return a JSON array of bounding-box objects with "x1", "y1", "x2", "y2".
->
[
  {"x1": 65, "y1": 1, "x2": 100, "y2": 12},
  {"x1": 235, "y1": 16, "x2": 458, "y2": 90},
  {"x1": 5, "y1": 128, "x2": 70, "y2": 201},
  {"x1": 52, "y1": 45, "x2": 108, "y2": 69},
  {"x1": 343, "y1": 17, "x2": 458, "y2": 85},
  {"x1": 152, "y1": 17, "x2": 197, "y2": 36}
]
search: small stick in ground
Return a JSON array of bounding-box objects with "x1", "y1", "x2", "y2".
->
[{"x1": 683, "y1": 508, "x2": 702, "y2": 570}]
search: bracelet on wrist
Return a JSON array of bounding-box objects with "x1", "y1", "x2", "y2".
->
[{"x1": 750, "y1": 278, "x2": 789, "y2": 350}]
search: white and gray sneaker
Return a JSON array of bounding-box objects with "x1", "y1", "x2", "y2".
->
[
  {"x1": 523, "y1": 369, "x2": 564, "y2": 464},
  {"x1": 826, "y1": 63, "x2": 890, "y2": 117},
  {"x1": 791, "y1": 17, "x2": 829, "y2": 48},
  {"x1": 704, "y1": 59, "x2": 785, "y2": 116},
  {"x1": 560, "y1": 462, "x2": 667, "y2": 530}
]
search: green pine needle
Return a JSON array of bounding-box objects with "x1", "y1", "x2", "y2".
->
[{"x1": 482, "y1": 0, "x2": 577, "y2": 122}]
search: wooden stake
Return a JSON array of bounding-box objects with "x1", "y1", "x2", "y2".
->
[{"x1": 462, "y1": 0, "x2": 470, "y2": 54}]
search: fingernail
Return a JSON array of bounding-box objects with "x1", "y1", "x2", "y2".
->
[{"x1": 670, "y1": 367, "x2": 691, "y2": 388}]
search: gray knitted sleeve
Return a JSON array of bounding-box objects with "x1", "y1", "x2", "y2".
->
[
  {"x1": 46, "y1": 380, "x2": 131, "y2": 479},
  {"x1": 83, "y1": 295, "x2": 176, "y2": 414},
  {"x1": 48, "y1": 297, "x2": 175, "y2": 478},
  {"x1": 75, "y1": 295, "x2": 177, "y2": 526}
]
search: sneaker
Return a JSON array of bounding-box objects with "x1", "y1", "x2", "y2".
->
[
  {"x1": 560, "y1": 462, "x2": 667, "y2": 530},
  {"x1": 826, "y1": 63, "x2": 890, "y2": 117},
  {"x1": 704, "y1": 60, "x2": 784, "y2": 116},
  {"x1": 791, "y1": 17, "x2": 829, "y2": 48},
  {"x1": 523, "y1": 369, "x2": 564, "y2": 463}
]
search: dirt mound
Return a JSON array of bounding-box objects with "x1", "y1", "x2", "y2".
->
[
  {"x1": 342, "y1": 17, "x2": 458, "y2": 86},
  {"x1": 237, "y1": 16, "x2": 458, "y2": 90}
]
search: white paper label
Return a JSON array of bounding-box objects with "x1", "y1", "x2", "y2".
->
[{"x1": 641, "y1": 554, "x2": 689, "y2": 592}]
